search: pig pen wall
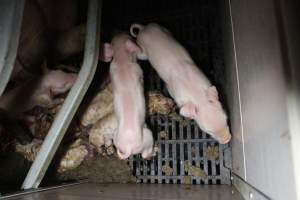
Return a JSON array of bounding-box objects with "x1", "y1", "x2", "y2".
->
[{"x1": 221, "y1": 0, "x2": 300, "y2": 199}]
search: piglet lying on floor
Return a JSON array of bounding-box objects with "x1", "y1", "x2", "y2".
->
[
  {"x1": 103, "y1": 33, "x2": 154, "y2": 159},
  {"x1": 130, "y1": 23, "x2": 231, "y2": 144},
  {"x1": 0, "y1": 69, "x2": 77, "y2": 113}
]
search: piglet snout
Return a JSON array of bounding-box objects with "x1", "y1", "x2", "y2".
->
[
  {"x1": 45, "y1": 70, "x2": 77, "y2": 95},
  {"x1": 114, "y1": 132, "x2": 143, "y2": 160},
  {"x1": 115, "y1": 127, "x2": 154, "y2": 160},
  {"x1": 210, "y1": 126, "x2": 231, "y2": 144},
  {"x1": 62, "y1": 73, "x2": 77, "y2": 87},
  {"x1": 116, "y1": 143, "x2": 140, "y2": 160},
  {"x1": 65, "y1": 73, "x2": 77, "y2": 88}
]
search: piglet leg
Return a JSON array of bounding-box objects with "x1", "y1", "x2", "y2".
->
[{"x1": 141, "y1": 127, "x2": 154, "y2": 159}]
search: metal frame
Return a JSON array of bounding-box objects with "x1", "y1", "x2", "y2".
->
[
  {"x1": 4, "y1": 183, "x2": 244, "y2": 200},
  {"x1": 131, "y1": 115, "x2": 232, "y2": 185},
  {"x1": 224, "y1": 0, "x2": 298, "y2": 199},
  {"x1": 1, "y1": 182, "x2": 85, "y2": 199},
  {"x1": 21, "y1": 0, "x2": 102, "y2": 189},
  {"x1": 232, "y1": 174, "x2": 270, "y2": 200},
  {"x1": 0, "y1": 0, "x2": 25, "y2": 96}
]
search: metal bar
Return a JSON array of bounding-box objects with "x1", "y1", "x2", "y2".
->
[
  {"x1": 157, "y1": 116, "x2": 162, "y2": 183},
  {"x1": 1, "y1": 182, "x2": 85, "y2": 199},
  {"x1": 195, "y1": 142, "x2": 200, "y2": 184},
  {"x1": 171, "y1": 119, "x2": 177, "y2": 183},
  {"x1": 150, "y1": 115, "x2": 156, "y2": 184},
  {"x1": 21, "y1": 0, "x2": 102, "y2": 189},
  {"x1": 211, "y1": 143, "x2": 217, "y2": 184},
  {"x1": 203, "y1": 142, "x2": 208, "y2": 184},
  {"x1": 220, "y1": 144, "x2": 232, "y2": 184},
  {"x1": 0, "y1": 0, "x2": 25, "y2": 96},
  {"x1": 232, "y1": 173, "x2": 271, "y2": 200}
]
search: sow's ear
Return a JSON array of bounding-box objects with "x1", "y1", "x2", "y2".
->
[
  {"x1": 100, "y1": 43, "x2": 114, "y2": 62},
  {"x1": 207, "y1": 86, "x2": 219, "y2": 103},
  {"x1": 125, "y1": 39, "x2": 141, "y2": 53}
]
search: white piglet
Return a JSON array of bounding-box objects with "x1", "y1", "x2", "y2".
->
[
  {"x1": 130, "y1": 23, "x2": 231, "y2": 144},
  {"x1": 103, "y1": 33, "x2": 154, "y2": 159},
  {"x1": 0, "y1": 69, "x2": 77, "y2": 113}
]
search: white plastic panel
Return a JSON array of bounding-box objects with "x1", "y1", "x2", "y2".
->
[
  {"x1": 0, "y1": 0, "x2": 24, "y2": 96},
  {"x1": 279, "y1": 0, "x2": 300, "y2": 198},
  {"x1": 228, "y1": 0, "x2": 297, "y2": 199}
]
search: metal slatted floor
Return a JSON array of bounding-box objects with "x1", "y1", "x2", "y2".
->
[{"x1": 129, "y1": 67, "x2": 231, "y2": 185}]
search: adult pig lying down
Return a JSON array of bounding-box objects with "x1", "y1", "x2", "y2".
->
[
  {"x1": 103, "y1": 33, "x2": 154, "y2": 159},
  {"x1": 130, "y1": 23, "x2": 231, "y2": 144}
]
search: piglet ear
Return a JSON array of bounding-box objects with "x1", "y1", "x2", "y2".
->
[
  {"x1": 207, "y1": 86, "x2": 219, "y2": 102},
  {"x1": 100, "y1": 43, "x2": 114, "y2": 62},
  {"x1": 180, "y1": 102, "x2": 198, "y2": 119},
  {"x1": 125, "y1": 39, "x2": 141, "y2": 53}
]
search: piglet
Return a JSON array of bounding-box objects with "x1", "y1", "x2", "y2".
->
[
  {"x1": 0, "y1": 69, "x2": 77, "y2": 113},
  {"x1": 103, "y1": 33, "x2": 154, "y2": 159},
  {"x1": 130, "y1": 23, "x2": 231, "y2": 144}
]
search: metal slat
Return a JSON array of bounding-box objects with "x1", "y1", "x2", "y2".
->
[
  {"x1": 157, "y1": 116, "x2": 163, "y2": 184},
  {"x1": 195, "y1": 142, "x2": 201, "y2": 184},
  {"x1": 150, "y1": 116, "x2": 156, "y2": 183},
  {"x1": 21, "y1": 0, "x2": 102, "y2": 189},
  {"x1": 211, "y1": 143, "x2": 217, "y2": 184},
  {"x1": 171, "y1": 120, "x2": 177, "y2": 183}
]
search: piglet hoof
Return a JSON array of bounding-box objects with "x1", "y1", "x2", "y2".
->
[
  {"x1": 117, "y1": 149, "x2": 130, "y2": 160},
  {"x1": 218, "y1": 134, "x2": 231, "y2": 144},
  {"x1": 141, "y1": 148, "x2": 155, "y2": 160}
]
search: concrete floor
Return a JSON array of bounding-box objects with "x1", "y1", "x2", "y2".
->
[{"x1": 3, "y1": 183, "x2": 244, "y2": 200}]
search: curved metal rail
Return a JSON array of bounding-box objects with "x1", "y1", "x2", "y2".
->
[
  {"x1": 0, "y1": 0, "x2": 25, "y2": 96},
  {"x1": 22, "y1": 0, "x2": 102, "y2": 189}
]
